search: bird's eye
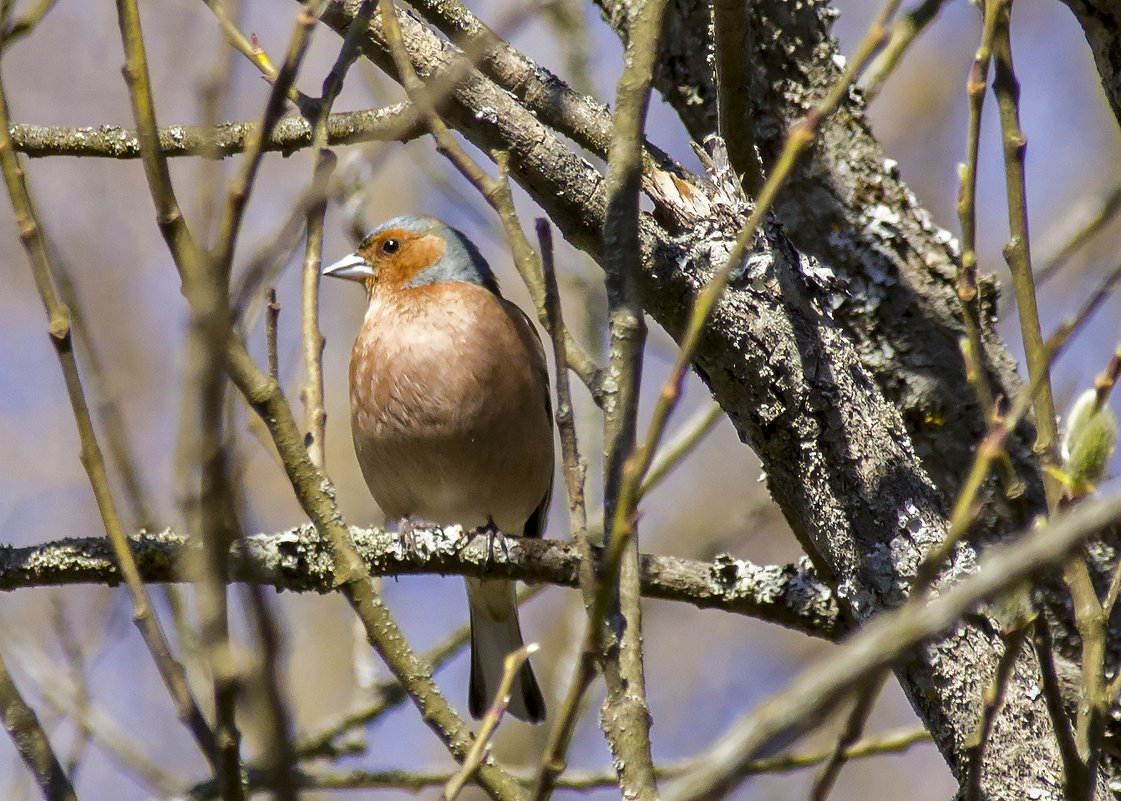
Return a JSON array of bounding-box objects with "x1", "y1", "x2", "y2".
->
[{"x1": 381, "y1": 238, "x2": 401, "y2": 255}]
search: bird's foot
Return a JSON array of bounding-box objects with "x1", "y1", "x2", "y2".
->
[
  {"x1": 398, "y1": 517, "x2": 426, "y2": 562},
  {"x1": 474, "y1": 519, "x2": 508, "y2": 576}
]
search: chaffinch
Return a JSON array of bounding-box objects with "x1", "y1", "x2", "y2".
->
[{"x1": 324, "y1": 214, "x2": 552, "y2": 723}]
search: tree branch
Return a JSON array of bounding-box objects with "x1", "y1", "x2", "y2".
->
[
  {"x1": 598, "y1": 0, "x2": 1044, "y2": 521},
  {"x1": 0, "y1": 649, "x2": 77, "y2": 801},
  {"x1": 667, "y1": 492, "x2": 1121, "y2": 801},
  {"x1": 306, "y1": 1, "x2": 1107, "y2": 796},
  {"x1": 7, "y1": 104, "x2": 415, "y2": 159},
  {"x1": 1059, "y1": 0, "x2": 1121, "y2": 126},
  {"x1": 0, "y1": 526, "x2": 843, "y2": 639}
]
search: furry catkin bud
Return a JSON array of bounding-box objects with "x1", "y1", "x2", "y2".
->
[{"x1": 1061, "y1": 389, "x2": 1118, "y2": 488}]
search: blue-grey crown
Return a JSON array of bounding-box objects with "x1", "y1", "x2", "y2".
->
[{"x1": 368, "y1": 215, "x2": 499, "y2": 292}]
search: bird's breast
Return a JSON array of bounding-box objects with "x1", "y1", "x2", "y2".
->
[
  {"x1": 350, "y1": 286, "x2": 507, "y2": 435},
  {"x1": 348, "y1": 282, "x2": 552, "y2": 531}
]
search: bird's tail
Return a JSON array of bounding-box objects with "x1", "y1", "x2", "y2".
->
[{"x1": 465, "y1": 577, "x2": 545, "y2": 723}]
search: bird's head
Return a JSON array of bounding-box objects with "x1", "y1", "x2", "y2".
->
[{"x1": 324, "y1": 215, "x2": 499, "y2": 295}]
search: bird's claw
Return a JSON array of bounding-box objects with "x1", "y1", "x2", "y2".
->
[
  {"x1": 398, "y1": 517, "x2": 424, "y2": 562},
  {"x1": 475, "y1": 519, "x2": 508, "y2": 576}
]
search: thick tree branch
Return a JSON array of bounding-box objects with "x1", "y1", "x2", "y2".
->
[
  {"x1": 596, "y1": 0, "x2": 1044, "y2": 522},
  {"x1": 0, "y1": 527, "x2": 844, "y2": 639},
  {"x1": 593, "y1": 0, "x2": 1110, "y2": 795},
  {"x1": 7, "y1": 104, "x2": 414, "y2": 159},
  {"x1": 1060, "y1": 0, "x2": 1121, "y2": 125}
]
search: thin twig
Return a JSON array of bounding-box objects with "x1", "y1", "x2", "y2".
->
[
  {"x1": 1103, "y1": 552, "x2": 1121, "y2": 620},
  {"x1": 266, "y1": 288, "x2": 281, "y2": 380},
  {"x1": 532, "y1": 220, "x2": 597, "y2": 801},
  {"x1": 1094, "y1": 346, "x2": 1121, "y2": 414},
  {"x1": 240, "y1": 578, "x2": 299, "y2": 801},
  {"x1": 249, "y1": 725, "x2": 931, "y2": 794},
  {"x1": 0, "y1": 0, "x2": 59, "y2": 46},
  {"x1": 287, "y1": 584, "x2": 543, "y2": 765},
  {"x1": 175, "y1": 2, "x2": 284, "y2": 793},
  {"x1": 536, "y1": 219, "x2": 588, "y2": 544},
  {"x1": 1037, "y1": 184, "x2": 1121, "y2": 285},
  {"x1": 954, "y1": 2, "x2": 1002, "y2": 446},
  {"x1": 192, "y1": 0, "x2": 239, "y2": 243},
  {"x1": 592, "y1": 0, "x2": 668, "y2": 795},
  {"x1": 211, "y1": 0, "x2": 327, "y2": 273},
  {"x1": 299, "y1": 151, "x2": 333, "y2": 468},
  {"x1": 0, "y1": 647, "x2": 77, "y2": 801},
  {"x1": 299, "y1": 0, "x2": 375, "y2": 469},
  {"x1": 638, "y1": 402, "x2": 723, "y2": 500},
  {"x1": 1031, "y1": 616, "x2": 1082, "y2": 792},
  {"x1": 201, "y1": 0, "x2": 312, "y2": 110},
  {"x1": 712, "y1": 0, "x2": 762, "y2": 193},
  {"x1": 47, "y1": 248, "x2": 159, "y2": 531},
  {"x1": 858, "y1": 0, "x2": 946, "y2": 101},
  {"x1": 192, "y1": 19, "x2": 290, "y2": 764},
  {"x1": 445, "y1": 645, "x2": 538, "y2": 801},
  {"x1": 1067, "y1": 553, "x2": 1107, "y2": 801},
  {"x1": 5, "y1": 626, "x2": 180, "y2": 796},
  {"x1": 51, "y1": 602, "x2": 94, "y2": 776},
  {"x1": 666, "y1": 491, "x2": 1121, "y2": 801},
  {"x1": 184, "y1": 17, "x2": 339, "y2": 786},
  {"x1": 742, "y1": 725, "x2": 932, "y2": 776},
  {"x1": 806, "y1": 672, "x2": 886, "y2": 801},
  {"x1": 964, "y1": 620, "x2": 1030, "y2": 801},
  {"x1": 232, "y1": 164, "x2": 338, "y2": 323},
  {"x1": 988, "y1": 0, "x2": 1059, "y2": 497},
  {"x1": 176, "y1": 112, "x2": 245, "y2": 801},
  {"x1": 0, "y1": 24, "x2": 219, "y2": 765}
]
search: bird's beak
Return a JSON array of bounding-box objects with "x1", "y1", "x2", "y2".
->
[{"x1": 323, "y1": 252, "x2": 373, "y2": 282}]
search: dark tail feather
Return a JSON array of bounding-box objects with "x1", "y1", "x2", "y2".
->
[{"x1": 466, "y1": 578, "x2": 546, "y2": 723}]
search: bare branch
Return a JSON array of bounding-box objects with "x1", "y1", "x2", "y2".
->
[
  {"x1": 0, "y1": 527, "x2": 843, "y2": 638},
  {"x1": 0, "y1": 649, "x2": 77, "y2": 801},
  {"x1": 0, "y1": 17, "x2": 219, "y2": 766},
  {"x1": 667, "y1": 492, "x2": 1121, "y2": 801},
  {"x1": 7, "y1": 106, "x2": 415, "y2": 159}
]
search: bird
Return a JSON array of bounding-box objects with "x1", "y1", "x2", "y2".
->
[{"x1": 324, "y1": 214, "x2": 552, "y2": 724}]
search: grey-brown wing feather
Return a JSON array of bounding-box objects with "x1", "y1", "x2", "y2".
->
[{"x1": 500, "y1": 299, "x2": 554, "y2": 541}]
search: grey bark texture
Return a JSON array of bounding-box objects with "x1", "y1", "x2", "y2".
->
[{"x1": 0, "y1": 527, "x2": 844, "y2": 638}]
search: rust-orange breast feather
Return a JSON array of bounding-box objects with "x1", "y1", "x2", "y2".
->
[{"x1": 348, "y1": 280, "x2": 554, "y2": 535}]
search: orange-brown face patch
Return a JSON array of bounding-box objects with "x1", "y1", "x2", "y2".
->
[{"x1": 356, "y1": 229, "x2": 447, "y2": 291}]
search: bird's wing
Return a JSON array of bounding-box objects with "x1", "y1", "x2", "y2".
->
[{"x1": 501, "y1": 298, "x2": 554, "y2": 540}]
